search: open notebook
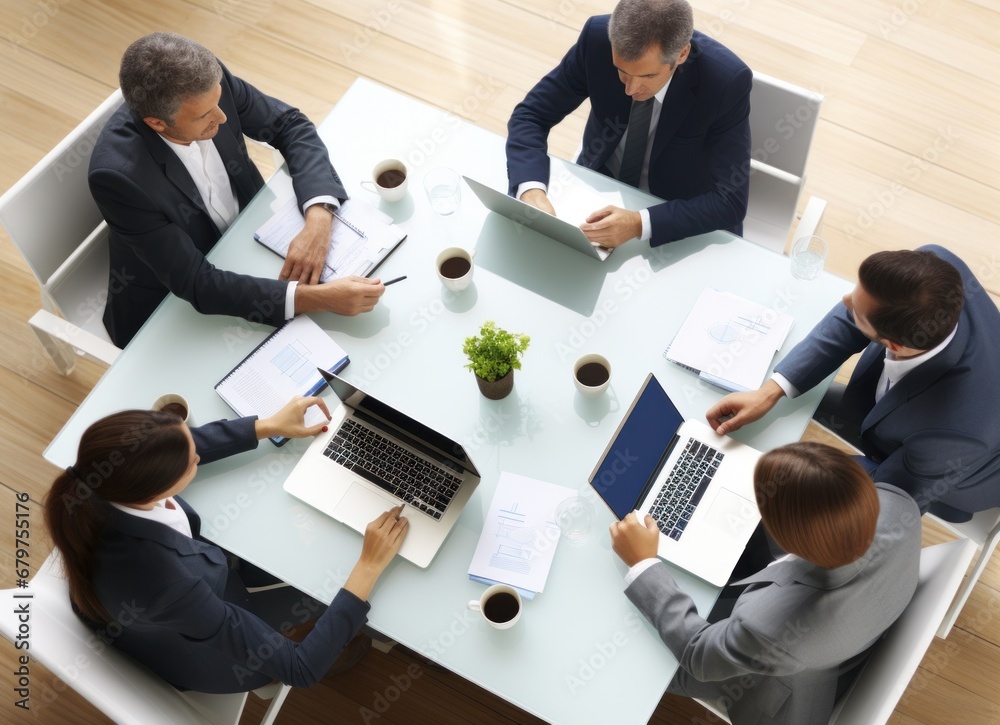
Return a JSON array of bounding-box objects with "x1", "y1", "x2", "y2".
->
[
  {"x1": 254, "y1": 198, "x2": 406, "y2": 281},
  {"x1": 215, "y1": 315, "x2": 349, "y2": 445}
]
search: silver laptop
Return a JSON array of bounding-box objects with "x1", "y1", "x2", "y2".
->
[
  {"x1": 589, "y1": 373, "x2": 762, "y2": 586},
  {"x1": 283, "y1": 371, "x2": 480, "y2": 568},
  {"x1": 463, "y1": 176, "x2": 612, "y2": 261}
]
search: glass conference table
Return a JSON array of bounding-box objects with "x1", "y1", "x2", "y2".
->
[{"x1": 46, "y1": 79, "x2": 851, "y2": 724}]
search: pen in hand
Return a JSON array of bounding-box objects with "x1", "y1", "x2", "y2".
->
[{"x1": 383, "y1": 275, "x2": 407, "y2": 287}]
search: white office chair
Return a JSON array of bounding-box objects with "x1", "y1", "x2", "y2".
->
[
  {"x1": 0, "y1": 89, "x2": 125, "y2": 375},
  {"x1": 695, "y1": 538, "x2": 978, "y2": 725},
  {"x1": 744, "y1": 72, "x2": 827, "y2": 253},
  {"x1": 927, "y1": 506, "x2": 1000, "y2": 638},
  {"x1": 0, "y1": 551, "x2": 291, "y2": 725}
]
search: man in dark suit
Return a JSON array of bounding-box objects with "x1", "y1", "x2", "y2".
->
[
  {"x1": 506, "y1": 0, "x2": 751, "y2": 248},
  {"x1": 91, "y1": 33, "x2": 385, "y2": 347},
  {"x1": 707, "y1": 245, "x2": 1000, "y2": 521}
]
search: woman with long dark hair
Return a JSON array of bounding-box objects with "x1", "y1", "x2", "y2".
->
[{"x1": 45, "y1": 396, "x2": 408, "y2": 693}]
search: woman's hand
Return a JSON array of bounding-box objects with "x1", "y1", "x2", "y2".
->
[
  {"x1": 344, "y1": 505, "x2": 409, "y2": 601},
  {"x1": 254, "y1": 395, "x2": 331, "y2": 440}
]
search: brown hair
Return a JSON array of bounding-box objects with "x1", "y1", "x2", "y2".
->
[
  {"x1": 857, "y1": 249, "x2": 963, "y2": 350},
  {"x1": 44, "y1": 410, "x2": 189, "y2": 622},
  {"x1": 754, "y1": 442, "x2": 880, "y2": 568}
]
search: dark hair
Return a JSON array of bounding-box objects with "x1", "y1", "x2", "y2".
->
[
  {"x1": 119, "y1": 32, "x2": 222, "y2": 123},
  {"x1": 44, "y1": 410, "x2": 188, "y2": 622},
  {"x1": 753, "y1": 442, "x2": 880, "y2": 569},
  {"x1": 857, "y1": 249, "x2": 964, "y2": 350},
  {"x1": 609, "y1": 0, "x2": 694, "y2": 63}
]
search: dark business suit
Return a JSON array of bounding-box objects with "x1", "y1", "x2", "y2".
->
[
  {"x1": 774, "y1": 245, "x2": 1000, "y2": 519},
  {"x1": 88, "y1": 417, "x2": 369, "y2": 693},
  {"x1": 627, "y1": 484, "x2": 920, "y2": 725},
  {"x1": 90, "y1": 63, "x2": 347, "y2": 347},
  {"x1": 506, "y1": 19, "x2": 751, "y2": 244}
]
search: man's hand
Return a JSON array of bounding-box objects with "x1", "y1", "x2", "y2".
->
[
  {"x1": 580, "y1": 206, "x2": 641, "y2": 248},
  {"x1": 610, "y1": 512, "x2": 661, "y2": 567},
  {"x1": 280, "y1": 204, "x2": 334, "y2": 284},
  {"x1": 295, "y1": 276, "x2": 385, "y2": 316},
  {"x1": 705, "y1": 379, "x2": 787, "y2": 436},
  {"x1": 519, "y1": 188, "x2": 556, "y2": 216}
]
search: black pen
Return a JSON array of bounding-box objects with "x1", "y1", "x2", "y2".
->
[{"x1": 383, "y1": 275, "x2": 407, "y2": 287}]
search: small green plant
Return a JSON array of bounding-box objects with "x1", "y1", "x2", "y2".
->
[{"x1": 463, "y1": 321, "x2": 530, "y2": 383}]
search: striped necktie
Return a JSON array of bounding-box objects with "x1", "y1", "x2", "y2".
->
[{"x1": 618, "y1": 98, "x2": 654, "y2": 187}]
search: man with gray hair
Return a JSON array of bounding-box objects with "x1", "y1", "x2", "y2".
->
[
  {"x1": 91, "y1": 33, "x2": 384, "y2": 346},
  {"x1": 506, "y1": 0, "x2": 751, "y2": 248}
]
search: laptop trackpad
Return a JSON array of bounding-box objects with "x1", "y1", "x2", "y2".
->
[
  {"x1": 334, "y1": 484, "x2": 398, "y2": 530},
  {"x1": 703, "y1": 488, "x2": 758, "y2": 538}
]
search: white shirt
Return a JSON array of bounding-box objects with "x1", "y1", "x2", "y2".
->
[
  {"x1": 772, "y1": 322, "x2": 959, "y2": 401},
  {"x1": 111, "y1": 497, "x2": 193, "y2": 538},
  {"x1": 160, "y1": 135, "x2": 341, "y2": 320},
  {"x1": 516, "y1": 79, "x2": 673, "y2": 243}
]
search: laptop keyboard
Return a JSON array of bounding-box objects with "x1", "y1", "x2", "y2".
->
[
  {"x1": 648, "y1": 439, "x2": 725, "y2": 541},
  {"x1": 322, "y1": 419, "x2": 463, "y2": 520}
]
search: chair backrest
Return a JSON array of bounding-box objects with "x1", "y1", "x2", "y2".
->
[
  {"x1": 829, "y1": 538, "x2": 978, "y2": 725},
  {"x1": 744, "y1": 73, "x2": 823, "y2": 252},
  {"x1": 0, "y1": 551, "x2": 246, "y2": 725}
]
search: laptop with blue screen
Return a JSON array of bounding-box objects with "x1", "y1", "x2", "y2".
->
[{"x1": 588, "y1": 373, "x2": 762, "y2": 586}]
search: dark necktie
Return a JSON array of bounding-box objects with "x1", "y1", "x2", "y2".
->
[{"x1": 618, "y1": 99, "x2": 654, "y2": 187}]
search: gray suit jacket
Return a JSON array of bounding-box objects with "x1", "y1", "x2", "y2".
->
[
  {"x1": 90, "y1": 63, "x2": 347, "y2": 346},
  {"x1": 773, "y1": 245, "x2": 1000, "y2": 517},
  {"x1": 625, "y1": 484, "x2": 921, "y2": 725}
]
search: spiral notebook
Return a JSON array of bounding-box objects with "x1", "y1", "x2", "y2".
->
[
  {"x1": 254, "y1": 198, "x2": 407, "y2": 281},
  {"x1": 215, "y1": 315, "x2": 349, "y2": 445}
]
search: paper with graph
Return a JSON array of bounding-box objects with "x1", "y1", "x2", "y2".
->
[
  {"x1": 468, "y1": 473, "x2": 574, "y2": 594},
  {"x1": 215, "y1": 315, "x2": 349, "y2": 430},
  {"x1": 664, "y1": 287, "x2": 794, "y2": 393}
]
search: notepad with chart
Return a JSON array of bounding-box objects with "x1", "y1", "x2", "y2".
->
[
  {"x1": 468, "y1": 472, "x2": 575, "y2": 597},
  {"x1": 254, "y1": 197, "x2": 406, "y2": 281},
  {"x1": 215, "y1": 315, "x2": 349, "y2": 445},
  {"x1": 664, "y1": 288, "x2": 794, "y2": 393}
]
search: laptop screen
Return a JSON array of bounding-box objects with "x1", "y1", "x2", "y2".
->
[{"x1": 590, "y1": 374, "x2": 683, "y2": 519}]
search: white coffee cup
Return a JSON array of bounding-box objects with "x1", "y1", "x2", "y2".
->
[
  {"x1": 360, "y1": 159, "x2": 408, "y2": 202},
  {"x1": 152, "y1": 393, "x2": 190, "y2": 422},
  {"x1": 467, "y1": 584, "x2": 522, "y2": 629},
  {"x1": 573, "y1": 353, "x2": 612, "y2": 396},
  {"x1": 436, "y1": 247, "x2": 476, "y2": 292}
]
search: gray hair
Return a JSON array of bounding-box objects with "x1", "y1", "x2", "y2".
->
[
  {"x1": 119, "y1": 32, "x2": 222, "y2": 123},
  {"x1": 608, "y1": 0, "x2": 694, "y2": 64}
]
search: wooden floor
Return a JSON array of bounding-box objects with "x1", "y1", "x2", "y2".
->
[{"x1": 0, "y1": 0, "x2": 997, "y2": 722}]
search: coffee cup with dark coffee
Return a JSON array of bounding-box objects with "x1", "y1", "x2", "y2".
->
[
  {"x1": 467, "y1": 584, "x2": 522, "y2": 630},
  {"x1": 435, "y1": 246, "x2": 476, "y2": 292},
  {"x1": 152, "y1": 393, "x2": 190, "y2": 423},
  {"x1": 573, "y1": 354, "x2": 612, "y2": 397},
  {"x1": 360, "y1": 159, "x2": 408, "y2": 202}
]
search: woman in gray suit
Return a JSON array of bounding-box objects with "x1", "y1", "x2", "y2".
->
[
  {"x1": 611, "y1": 442, "x2": 921, "y2": 725},
  {"x1": 45, "y1": 396, "x2": 408, "y2": 693}
]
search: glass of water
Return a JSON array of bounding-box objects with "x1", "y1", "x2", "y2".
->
[
  {"x1": 423, "y1": 167, "x2": 462, "y2": 215},
  {"x1": 790, "y1": 235, "x2": 828, "y2": 280},
  {"x1": 555, "y1": 496, "x2": 596, "y2": 542}
]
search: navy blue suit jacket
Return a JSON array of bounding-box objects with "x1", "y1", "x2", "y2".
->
[
  {"x1": 87, "y1": 417, "x2": 369, "y2": 693},
  {"x1": 506, "y1": 20, "x2": 751, "y2": 244},
  {"x1": 775, "y1": 245, "x2": 1000, "y2": 516},
  {"x1": 90, "y1": 63, "x2": 347, "y2": 347}
]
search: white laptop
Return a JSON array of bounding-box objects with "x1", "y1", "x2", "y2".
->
[
  {"x1": 283, "y1": 371, "x2": 480, "y2": 568},
  {"x1": 588, "y1": 373, "x2": 762, "y2": 586},
  {"x1": 463, "y1": 176, "x2": 612, "y2": 261}
]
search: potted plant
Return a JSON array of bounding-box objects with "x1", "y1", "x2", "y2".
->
[{"x1": 463, "y1": 321, "x2": 530, "y2": 400}]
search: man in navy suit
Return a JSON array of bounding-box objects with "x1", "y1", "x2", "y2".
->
[
  {"x1": 91, "y1": 33, "x2": 385, "y2": 347},
  {"x1": 506, "y1": 0, "x2": 751, "y2": 248},
  {"x1": 707, "y1": 245, "x2": 1000, "y2": 521}
]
